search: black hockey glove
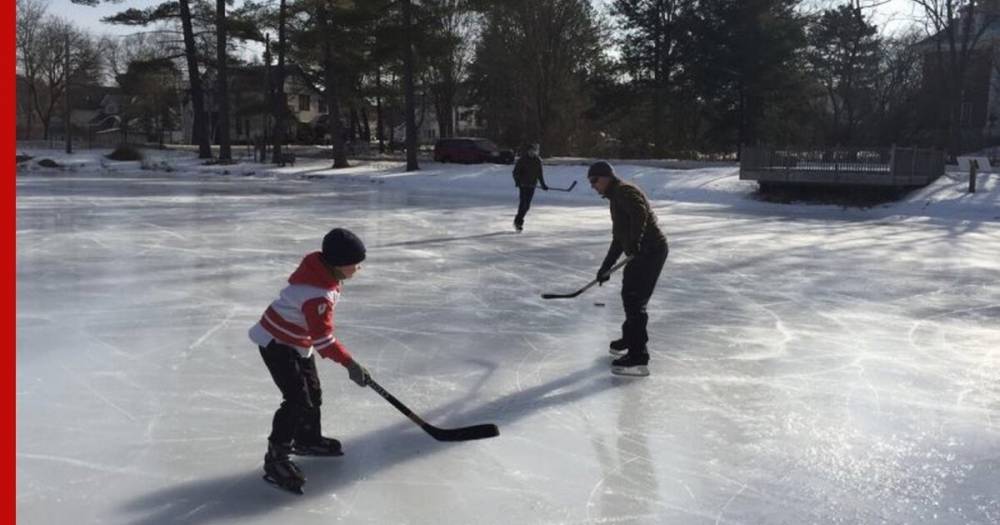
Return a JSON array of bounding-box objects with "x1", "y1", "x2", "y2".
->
[
  {"x1": 596, "y1": 266, "x2": 611, "y2": 286},
  {"x1": 346, "y1": 359, "x2": 371, "y2": 387}
]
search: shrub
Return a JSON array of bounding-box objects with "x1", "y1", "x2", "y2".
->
[{"x1": 107, "y1": 144, "x2": 144, "y2": 161}]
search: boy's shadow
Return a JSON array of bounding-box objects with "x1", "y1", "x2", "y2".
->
[{"x1": 120, "y1": 358, "x2": 622, "y2": 524}]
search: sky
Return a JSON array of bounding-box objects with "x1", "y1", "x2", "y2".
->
[
  {"x1": 47, "y1": 0, "x2": 166, "y2": 38},
  {"x1": 49, "y1": 0, "x2": 923, "y2": 39},
  {"x1": 15, "y1": 145, "x2": 1000, "y2": 524}
]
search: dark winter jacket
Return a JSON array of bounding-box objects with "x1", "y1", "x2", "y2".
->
[
  {"x1": 600, "y1": 179, "x2": 667, "y2": 269},
  {"x1": 512, "y1": 154, "x2": 546, "y2": 188}
]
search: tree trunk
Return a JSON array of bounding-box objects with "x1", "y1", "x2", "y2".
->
[
  {"x1": 349, "y1": 106, "x2": 359, "y2": 142},
  {"x1": 272, "y1": 0, "x2": 288, "y2": 163},
  {"x1": 652, "y1": 12, "x2": 664, "y2": 154},
  {"x1": 64, "y1": 34, "x2": 72, "y2": 154},
  {"x1": 179, "y1": 0, "x2": 211, "y2": 158},
  {"x1": 434, "y1": 79, "x2": 455, "y2": 139},
  {"x1": 25, "y1": 93, "x2": 34, "y2": 140},
  {"x1": 361, "y1": 106, "x2": 371, "y2": 142},
  {"x1": 736, "y1": 79, "x2": 746, "y2": 161},
  {"x1": 376, "y1": 65, "x2": 384, "y2": 153},
  {"x1": 265, "y1": 35, "x2": 275, "y2": 160},
  {"x1": 320, "y1": 5, "x2": 348, "y2": 168},
  {"x1": 216, "y1": 0, "x2": 232, "y2": 162},
  {"x1": 37, "y1": 95, "x2": 51, "y2": 141},
  {"x1": 402, "y1": 0, "x2": 419, "y2": 171}
]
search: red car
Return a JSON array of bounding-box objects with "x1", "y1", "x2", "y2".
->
[{"x1": 433, "y1": 137, "x2": 514, "y2": 164}]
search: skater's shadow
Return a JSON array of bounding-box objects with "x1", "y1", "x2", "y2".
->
[
  {"x1": 118, "y1": 358, "x2": 619, "y2": 524},
  {"x1": 372, "y1": 230, "x2": 514, "y2": 249}
]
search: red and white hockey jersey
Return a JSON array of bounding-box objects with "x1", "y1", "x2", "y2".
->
[{"x1": 249, "y1": 252, "x2": 352, "y2": 364}]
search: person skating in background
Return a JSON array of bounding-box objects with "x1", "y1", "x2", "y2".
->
[
  {"x1": 512, "y1": 143, "x2": 548, "y2": 232},
  {"x1": 248, "y1": 227, "x2": 372, "y2": 494},
  {"x1": 586, "y1": 161, "x2": 668, "y2": 377}
]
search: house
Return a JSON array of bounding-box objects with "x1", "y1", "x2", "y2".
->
[
  {"x1": 181, "y1": 66, "x2": 492, "y2": 148},
  {"x1": 913, "y1": 1, "x2": 1000, "y2": 147},
  {"x1": 16, "y1": 75, "x2": 127, "y2": 142},
  {"x1": 185, "y1": 64, "x2": 326, "y2": 145},
  {"x1": 389, "y1": 82, "x2": 488, "y2": 146}
]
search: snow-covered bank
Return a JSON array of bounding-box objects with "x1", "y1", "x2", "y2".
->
[{"x1": 17, "y1": 146, "x2": 1000, "y2": 223}]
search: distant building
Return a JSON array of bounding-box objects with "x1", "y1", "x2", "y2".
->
[
  {"x1": 16, "y1": 75, "x2": 127, "y2": 142},
  {"x1": 390, "y1": 83, "x2": 489, "y2": 146},
  {"x1": 188, "y1": 64, "x2": 325, "y2": 145},
  {"x1": 913, "y1": 1, "x2": 1000, "y2": 147}
]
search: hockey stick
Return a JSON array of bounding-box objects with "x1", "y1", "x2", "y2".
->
[
  {"x1": 545, "y1": 180, "x2": 577, "y2": 192},
  {"x1": 541, "y1": 255, "x2": 634, "y2": 299},
  {"x1": 366, "y1": 377, "x2": 500, "y2": 442}
]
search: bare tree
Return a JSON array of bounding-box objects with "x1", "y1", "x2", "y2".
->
[
  {"x1": 16, "y1": 0, "x2": 49, "y2": 139},
  {"x1": 76, "y1": 0, "x2": 215, "y2": 157},
  {"x1": 424, "y1": 0, "x2": 479, "y2": 139},
  {"x1": 873, "y1": 30, "x2": 924, "y2": 143},
  {"x1": 107, "y1": 33, "x2": 172, "y2": 143},
  {"x1": 29, "y1": 17, "x2": 102, "y2": 141},
  {"x1": 471, "y1": 0, "x2": 603, "y2": 153}
]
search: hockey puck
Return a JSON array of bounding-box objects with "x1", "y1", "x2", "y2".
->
[{"x1": 593, "y1": 302, "x2": 605, "y2": 307}]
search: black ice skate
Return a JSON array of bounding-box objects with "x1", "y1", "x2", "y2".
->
[
  {"x1": 609, "y1": 339, "x2": 628, "y2": 357},
  {"x1": 611, "y1": 352, "x2": 649, "y2": 377},
  {"x1": 292, "y1": 436, "x2": 344, "y2": 457},
  {"x1": 513, "y1": 220, "x2": 523, "y2": 232},
  {"x1": 263, "y1": 442, "x2": 306, "y2": 495}
]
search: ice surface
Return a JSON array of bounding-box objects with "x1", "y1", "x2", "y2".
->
[{"x1": 16, "y1": 150, "x2": 1000, "y2": 524}]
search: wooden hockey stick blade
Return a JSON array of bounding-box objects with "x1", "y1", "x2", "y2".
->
[
  {"x1": 367, "y1": 377, "x2": 500, "y2": 442},
  {"x1": 541, "y1": 287, "x2": 588, "y2": 299},
  {"x1": 548, "y1": 180, "x2": 577, "y2": 192},
  {"x1": 424, "y1": 422, "x2": 500, "y2": 442},
  {"x1": 540, "y1": 255, "x2": 633, "y2": 300}
]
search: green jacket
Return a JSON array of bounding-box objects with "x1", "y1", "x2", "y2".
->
[
  {"x1": 600, "y1": 179, "x2": 666, "y2": 269},
  {"x1": 512, "y1": 154, "x2": 546, "y2": 188}
]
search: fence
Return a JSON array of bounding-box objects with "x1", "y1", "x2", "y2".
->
[
  {"x1": 18, "y1": 128, "x2": 135, "y2": 151},
  {"x1": 739, "y1": 146, "x2": 944, "y2": 187}
]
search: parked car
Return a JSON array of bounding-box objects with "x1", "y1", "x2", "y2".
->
[{"x1": 433, "y1": 137, "x2": 514, "y2": 164}]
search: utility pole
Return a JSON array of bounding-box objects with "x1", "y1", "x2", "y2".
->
[{"x1": 64, "y1": 33, "x2": 72, "y2": 154}]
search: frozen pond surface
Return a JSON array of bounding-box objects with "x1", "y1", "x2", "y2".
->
[{"x1": 16, "y1": 154, "x2": 1000, "y2": 524}]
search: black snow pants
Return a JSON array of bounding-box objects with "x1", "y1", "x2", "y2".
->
[
  {"x1": 259, "y1": 340, "x2": 325, "y2": 447},
  {"x1": 620, "y1": 240, "x2": 668, "y2": 358},
  {"x1": 514, "y1": 186, "x2": 536, "y2": 227}
]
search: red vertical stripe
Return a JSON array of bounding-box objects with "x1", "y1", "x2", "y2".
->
[{"x1": 6, "y1": 0, "x2": 18, "y2": 517}]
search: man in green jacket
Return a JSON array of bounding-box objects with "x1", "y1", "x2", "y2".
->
[
  {"x1": 512, "y1": 143, "x2": 548, "y2": 232},
  {"x1": 587, "y1": 161, "x2": 668, "y2": 376}
]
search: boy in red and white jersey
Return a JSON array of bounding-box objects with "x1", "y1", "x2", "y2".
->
[{"x1": 249, "y1": 228, "x2": 370, "y2": 494}]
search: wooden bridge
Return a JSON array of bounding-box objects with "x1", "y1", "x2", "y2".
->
[{"x1": 740, "y1": 146, "x2": 944, "y2": 187}]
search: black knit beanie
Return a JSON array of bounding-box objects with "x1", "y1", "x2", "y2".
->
[
  {"x1": 587, "y1": 161, "x2": 616, "y2": 179},
  {"x1": 322, "y1": 228, "x2": 366, "y2": 266}
]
